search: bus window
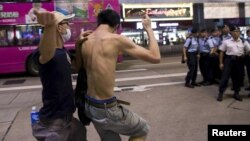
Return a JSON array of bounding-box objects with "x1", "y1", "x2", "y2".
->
[{"x1": 0, "y1": 29, "x2": 8, "y2": 46}]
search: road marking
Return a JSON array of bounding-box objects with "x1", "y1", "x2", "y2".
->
[
  {"x1": 115, "y1": 69, "x2": 147, "y2": 73},
  {"x1": 71, "y1": 69, "x2": 147, "y2": 78},
  {"x1": 131, "y1": 62, "x2": 180, "y2": 68},
  {"x1": 0, "y1": 73, "x2": 187, "y2": 92},
  {"x1": 116, "y1": 73, "x2": 186, "y2": 82},
  {"x1": 115, "y1": 82, "x2": 184, "y2": 92}
]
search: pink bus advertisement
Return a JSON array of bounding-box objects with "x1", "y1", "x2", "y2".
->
[{"x1": 0, "y1": 0, "x2": 121, "y2": 76}]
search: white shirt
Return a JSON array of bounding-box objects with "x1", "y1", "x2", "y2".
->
[{"x1": 219, "y1": 38, "x2": 250, "y2": 56}]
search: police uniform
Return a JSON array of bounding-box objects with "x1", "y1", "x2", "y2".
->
[
  {"x1": 198, "y1": 37, "x2": 214, "y2": 85},
  {"x1": 210, "y1": 36, "x2": 222, "y2": 80},
  {"x1": 184, "y1": 36, "x2": 199, "y2": 87},
  {"x1": 222, "y1": 33, "x2": 232, "y2": 41},
  {"x1": 218, "y1": 36, "x2": 250, "y2": 101},
  {"x1": 244, "y1": 36, "x2": 250, "y2": 90}
]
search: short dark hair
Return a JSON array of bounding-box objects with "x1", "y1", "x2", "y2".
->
[
  {"x1": 229, "y1": 25, "x2": 240, "y2": 32},
  {"x1": 97, "y1": 9, "x2": 120, "y2": 28},
  {"x1": 200, "y1": 28, "x2": 207, "y2": 33},
  {"x1": 247, "y1": 29, "x2": 250, "y2": 34},
  {"x1": 191, "y1": 28, "x2": 198, "y2": 33}
]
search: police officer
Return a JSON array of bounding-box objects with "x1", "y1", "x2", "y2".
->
[
  {"x1": 244, "y1": 29, "x2": 250, "y2": 91},
  {"x1": 198, "y1": 28, "x2": 214, "y2": 86},
  {"x1": 221, "y1": 24, "x2": 232, "y2": 41},
  {"x1": 183, "y1": 28, "x2": 200, "y2": 88},
  {"x1": 217, "y1": 26, "x2": 250, "y2": 102},
  {"x1": 209, "y1": 28, "x2": 222, "y2": 81}
]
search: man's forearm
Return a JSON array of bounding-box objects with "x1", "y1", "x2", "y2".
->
[
  {"x1": 39, "y1": 25, "x2": 57, "y2": 62},
  {"x1": 219, "y1": 51, "x2": 224, "y2": 64},
  {"x1": 146, "y1": 29, "x2": 160, "y2": 59}
]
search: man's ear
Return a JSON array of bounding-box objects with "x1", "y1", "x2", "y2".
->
[{"x1": 57, "y1": 24, "x2": 62, "y2": 33}]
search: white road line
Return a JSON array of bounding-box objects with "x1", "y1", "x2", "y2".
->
[
  {"x1": 71, "y1": 69, "x2": 147, "y2": 77},
  {"x1": 115, "y1": 69, "x2": 147, "y2": 73},
  {"x1": 0, "y1": 73, "x2": 187, "y2": 92},
  {"x1": 0, "y1": 85, "x2": 42, "y2": 92},
  {"x1": 131, "y1": 62, "x2": 180, "y2": 68},
  {"x1": 116, "y1": 73, "x2": 186, "y2": 82}
]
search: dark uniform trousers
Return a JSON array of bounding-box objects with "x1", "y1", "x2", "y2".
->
[
  {"x1": 209, "y1": 53, "x2": 221, "y2": 80},
  {"x1": 199, "y1": 52, "x2": 212, "y2": 83},
  {"x1": 219, "y1": 55, "x2": 244, "y2": 94},
  {"x1": 244, "y1": 55, "x2": 250, "y2": 84},
  {"x1": 185, "y1": 52, "x2": 198, "y2": 84}
]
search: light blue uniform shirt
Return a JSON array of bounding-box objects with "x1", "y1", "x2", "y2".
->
[
  {"x1": 199, "y1": 37, "x2": 213, "y2": 53},
  {"x1": 211, "y1": 36, "x2": 221, "y2": 47},
  {"x1": 184, "y1": 37, "x2": 199, "y2": 52},
  {"x1": 222, "y1": 33, "x2": 232, "y2": 41},
  {"x1": 247, "y1": 37, "x2": 250, "y2": 44}
]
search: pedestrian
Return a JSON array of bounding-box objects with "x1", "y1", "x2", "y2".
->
[
  {"x1": 76, "y1": 9, "x2": 160, "y2": 141},
  {"x1": 217, "y1": 26, "x2": 250, "y2": 102},
  {"x1": 31, "y1": 10, "x2": 87, "y2": 141},
  {"x1": 183, "y1": 28, "x2": 200, "y2": 88}
]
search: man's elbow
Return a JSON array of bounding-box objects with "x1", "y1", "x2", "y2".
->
[{"x1": 151, "y1": 57, "x2": 161, "y2": 64}]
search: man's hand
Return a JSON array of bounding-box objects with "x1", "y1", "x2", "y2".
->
[
  {"x1": 184, "y1": 56, "x2": 187, "y2": 62},
  {"x1": 34, "y1": 10, "x2": 56, "y2": 26},
  {"x1": 142, "y1": 13, "x2": 151, "y2": 31},
  {"x1": 219, "y1": 64, "x2": 224, "y2": 70},
  {"x1": 76, "y1": 30, "x2": 93, "y2": 44}
]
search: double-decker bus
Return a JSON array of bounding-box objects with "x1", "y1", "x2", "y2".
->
[
  {"x1": 0, "y1": 0, "x2": 121, "y2": 76},
  {"x1": 0, "y1": 0, "x2": 85, "y2": 76}
]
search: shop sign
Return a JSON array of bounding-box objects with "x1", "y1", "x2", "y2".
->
[{"x1": 122, "y1": 3, "x2": 193, "y2": 22}]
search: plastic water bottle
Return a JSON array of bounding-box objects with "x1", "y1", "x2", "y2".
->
[{"x1": 30, "y1": 106, "x2": 39, "y2": 125}]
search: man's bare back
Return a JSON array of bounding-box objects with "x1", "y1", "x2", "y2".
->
[
  {"x1": 82, "y1": 29, "x2": 119, "y2": 99},
  {"x1": 82, "y1": 13, "x2": 160, "y2": 103}
]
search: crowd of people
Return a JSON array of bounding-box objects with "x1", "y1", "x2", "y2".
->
[{"x1": 183, "y1": 24, "x2": 250, "y2": 102}]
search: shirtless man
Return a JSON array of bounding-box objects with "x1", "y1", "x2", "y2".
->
[{"x1": 80, "y1": 9, "x2": 160, "y2": 141}]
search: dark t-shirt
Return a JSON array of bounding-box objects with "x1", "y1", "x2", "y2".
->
[{"x1": 35, "y1": 48, "x2": 75, "y2": 120}]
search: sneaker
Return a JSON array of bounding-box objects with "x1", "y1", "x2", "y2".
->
[
  {"x1": 203, "y1": 82, "x2": 213, "y2": 86},
  {"x1": 191, "y1": 82, "x2": 201, "y2": 87},
  {"x1": 185, "y1": 83, "x2": 195, "y2": 88},
  {"x1": 217, "y1": 93, "x2": 223, "y2": 102},
  {"x1": 245, "y1": 86, "x2": 250, "y2": 91},
  {"x1": 198, "y1": 81, "x2": 206, "y2": 85},
  {"x1": 233, "y1": 94, "x2": 243, "y2": 101}
]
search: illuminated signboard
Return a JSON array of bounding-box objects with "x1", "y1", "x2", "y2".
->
[{"x1": 122, "y1": 3, "x2": 193, "y2": 22}]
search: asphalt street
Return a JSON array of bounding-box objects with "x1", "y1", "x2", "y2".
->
[{"x1": 0, "y1": 56, "x2": 250, "y2": 141}]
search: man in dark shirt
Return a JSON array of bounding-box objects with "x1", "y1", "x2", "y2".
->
[{"x1": 31, "y1": 10, "x2": 87, "y2": 141}]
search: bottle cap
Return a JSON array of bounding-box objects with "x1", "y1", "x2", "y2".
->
[{"x1": 32, "y1": 106, "x2": 36, "y2": 111}]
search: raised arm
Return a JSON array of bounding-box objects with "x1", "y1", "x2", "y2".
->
[
  {"x1": 118, "y1": 14, "x2": 161, "y2": 63},
  {"x1": 34, "y1": 10, "x2": 57, "y2": 64}
]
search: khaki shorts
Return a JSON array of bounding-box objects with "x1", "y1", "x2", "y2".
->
[
  {"x1": 85, "y1": 102, "x2": 149, "y2": 141},
  {"x1": 32, "y1": 117, "x2": 87, "y2": 141}
]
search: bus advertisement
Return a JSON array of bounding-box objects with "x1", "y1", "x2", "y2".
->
[{"x1": 0, "y1": 0, "x2": 121, "y2": 76}]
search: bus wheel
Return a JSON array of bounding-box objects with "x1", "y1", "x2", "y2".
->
[{"x1": 27, "y1": 56, "x2": 39, "y2": 76}]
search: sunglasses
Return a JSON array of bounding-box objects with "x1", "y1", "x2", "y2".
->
[{"x1": 59, "y1": 22, "x2": 69, "y2": 26}]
